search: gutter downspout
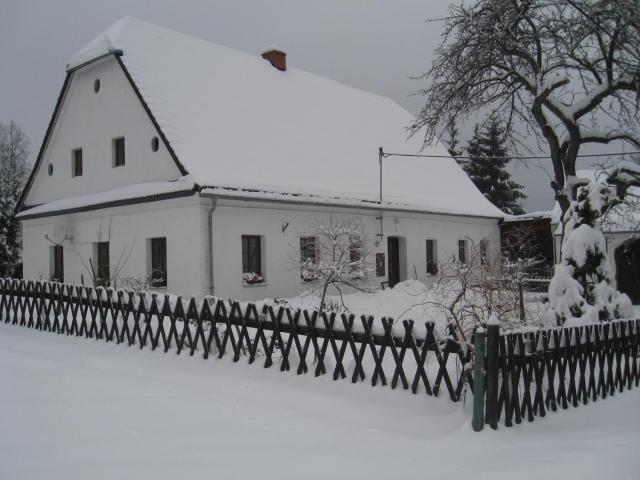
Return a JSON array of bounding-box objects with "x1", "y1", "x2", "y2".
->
[{"x1": 207, "y1": 197, "x2": 218, "y2": 296}]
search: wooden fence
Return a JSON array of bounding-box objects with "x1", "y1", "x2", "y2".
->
[
  {"x1": 3, "y1": 278, "x2": 638, "y2": 430},
  {"x1": 0, "y1": 278, "x2": 471, "y2": 402},
  {"x1": 476, "y1": 320, "x2": 640, "y2": 430}
]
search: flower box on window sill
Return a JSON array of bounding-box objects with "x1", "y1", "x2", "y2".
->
[{"x1": 242, "y1": 272, "x2": 265, "y2": 286}]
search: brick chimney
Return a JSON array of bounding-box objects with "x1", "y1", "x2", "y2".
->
[{"x1": 261, "y1": 47, "x2": 286, "y2": 71}]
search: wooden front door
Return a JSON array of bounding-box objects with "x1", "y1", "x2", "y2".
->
[{"x1": 387, "y1": 237, "x2": 400, "y2": 288}]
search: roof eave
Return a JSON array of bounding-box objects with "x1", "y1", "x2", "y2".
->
[{"x1": 200, "y1": 187, "x2": 504, "y2": 220}]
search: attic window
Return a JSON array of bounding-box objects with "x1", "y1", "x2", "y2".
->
[
  {"x1": 94, "y1": 79, "x2": 100, "y2": 93},
  {"x1": 47, "y1": 164, "x2": 53, "y2": 176},
  {"x1": 72, "y1": 148, "x2": 83, "y2": 177},
  {"x1": 112, "y1": 137, "x2": 125, "y2": 167},
  {"x1": 151, "y1": 136, "x2": 159, "y2": 152}
]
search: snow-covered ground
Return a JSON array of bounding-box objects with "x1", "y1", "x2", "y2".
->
[
  {"x1": 260, "y1": 279, "x2": 552, "y2": 337},
  {"x1": 1, "y1": 324, "x2": 638, "y2": 479}
]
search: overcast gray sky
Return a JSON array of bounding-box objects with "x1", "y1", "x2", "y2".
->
[{"x1": 1, "y1": 0, "x2": 618, "y2": 211}]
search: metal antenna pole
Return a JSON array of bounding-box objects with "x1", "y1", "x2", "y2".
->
[{"x1": 378, "y1": 147, "x2": 384, "y2": 203}]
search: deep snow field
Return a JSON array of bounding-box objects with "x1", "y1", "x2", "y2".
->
[{"x1": 1, "y1": 324, "x2": 638, "y2": 480}]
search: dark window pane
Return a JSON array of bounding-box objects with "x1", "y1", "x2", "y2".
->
[
  {"x1": 300, "y1": 236, "x2": 316, "y2": 264},
  {"x1": 150, "y1": 237, "x2": 167, "y2": 287},
  {"x1": 114, "y1": 137, "x2": 125, "y2": 167},
  {"x1": 426, "y1": 240, "x2": 438, "y2": 275},
  {"x1": 53, "y1": 245, "x2": 64, "y2": 282},
  {"x1": 458, "y1": 240, "x2": 467, "y2": 264},
  {"x1": 241, "y1": 235, "x2": 262, "y2": 276},
  {"x1": 480, "y1": 240, "x2": 488, "y2": 265},
  {"x1": 376, "y1": 253, "x2": 385, "y2": 277},
  {"x1": 73, "y1": 149, "x2": 83, "y2": 177},
  {"x1": 349, "y1": 235, "x2": 361, "y2": 263},
  {"x1": 96, "y1": 242, "x2": 110, "y2": 286}
]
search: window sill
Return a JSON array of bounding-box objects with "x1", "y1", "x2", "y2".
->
[{"x1": 242, "y1": 282, "x2": 268, "y2": 287}]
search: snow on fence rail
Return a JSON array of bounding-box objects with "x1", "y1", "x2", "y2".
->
[{"x1": 0, "y1": 278, "x2": 471, "y2": 402}]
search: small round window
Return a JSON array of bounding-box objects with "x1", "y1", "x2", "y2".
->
[
  {"x1": 94, "y1": 79, "x2": 100, "y2": 93},
  {"x1": 151, "y1": 136, "x2": 159, "y2": 152},
  {"x1": 47, "y1": 164, "x2": 53, "y2": 176}
]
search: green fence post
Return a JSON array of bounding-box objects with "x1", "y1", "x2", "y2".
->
[
  {"x1": 472, "y1": 327, "x2": 486, "y2": 432},
  {"x1": 485, "y1": 320, "x2": 500, "y2": 430}
]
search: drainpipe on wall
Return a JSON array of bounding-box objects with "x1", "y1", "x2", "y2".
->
[{"x1": 207, "y1": 197, "x2": 218, "y2": 296}]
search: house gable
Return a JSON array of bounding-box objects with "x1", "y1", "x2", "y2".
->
[{"x1": 22, "y1": 55, "x2": 184, "y2": 208}]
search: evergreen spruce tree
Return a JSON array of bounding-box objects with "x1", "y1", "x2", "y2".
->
[
  {"x1": 548, "y1": 178, "x2": 632, "y2": 325},
  {"x1": 0, "y1": 121, "x2": 29, "y2": 278},
  {"x1": 464, "y1": 119, "x2": 526, "y2": 215}
]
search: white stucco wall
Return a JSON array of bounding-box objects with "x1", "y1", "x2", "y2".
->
[
  {"x1": 25, "y1": 56, "x2": 181, "y2": 207},
  {"x1": 21, "y1": 196, "x2": 209, "y2": 297},
  {"x1": 210, "y1": 198, "x2": 501, "y2": 301},
  {"x1": 21, "y1": 195, "x2": 500, "y2": 303}
]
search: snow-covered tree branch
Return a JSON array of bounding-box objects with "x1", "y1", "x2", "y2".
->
[
  {"x1": 548, "y1": 162, "x2": 640, "y2": 325},
  {"x1": 412, "y1": 0, "x2": 640, "y2": 217}
]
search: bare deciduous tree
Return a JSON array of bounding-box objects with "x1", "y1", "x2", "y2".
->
[
  {"x1": 78, "y1": 217, "x2": 135, "y2": 289},
  {"x1": 290, "y1": 216, "x2": 374, "y2": 315},
  {"x1": 412, "y1": 0, "x2": 640, "y2": 217}
]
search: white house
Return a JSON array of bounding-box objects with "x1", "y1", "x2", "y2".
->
[{"x1": 17, "y1": 17, "x2": 504, "y2": 301}]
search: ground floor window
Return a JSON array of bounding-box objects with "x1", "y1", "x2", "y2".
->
[
  {"x1": 458, "y1": 239, "x2": 468, "y2": 264},
  {"x1": 51, "y1": 245, "x2": 64, "y2": 282},
  {"x1": 480, "y1": 239, "x2": 489, "y2": 265},
  {"x1": 300, "y1": 236, "x2": 317, "y2": 280},
  {"x1": 349, "y1": 235, "x2": 362, "y2": 263},
  {"x1": 426, "y1": 239, "x2": 438, "y2": 275},
  {"x1": 242, "y1": 235, "x2": 263, "y2": 283},
  {"x1": 149, "y1": 237, "x2": 167, "y2": 287},
  {"x1": 94, "y1": 242, "x2": 110, "y2": 286},
  {"x1": 376, "y1": 253, "x2": 385, "y2": 277}
]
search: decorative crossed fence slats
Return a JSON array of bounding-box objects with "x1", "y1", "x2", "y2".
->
[
  {"x1": 479, "y1": 319, "x2": 640, "y2": 429},
  {"x1": 0, "y1": 278, "x2": 471, "y2": 402},
  {"x1": 4, "y1": 278, "x2": 638, "y2": 430}
]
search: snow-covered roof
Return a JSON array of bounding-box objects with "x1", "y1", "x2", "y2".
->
[
  {"x1": 64, "y1": 17, "x2": 503, "y2": 219},
  {"x1": 503, "y1": 202, "x2": 562, "y2": 224},
  {"x1": 17, "y1": 178, "x2": 196, "y2": 219}
]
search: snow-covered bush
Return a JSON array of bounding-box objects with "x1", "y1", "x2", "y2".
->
[{"x1": 548, "y1": 178, "x2": 632, "y2": 325}]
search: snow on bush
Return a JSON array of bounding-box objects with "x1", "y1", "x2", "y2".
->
[{"x1": 548, "y1": 178, "x2": 632, "y2": 326}]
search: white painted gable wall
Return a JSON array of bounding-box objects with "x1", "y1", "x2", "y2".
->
[{"x1": 25, "y1": 56, "x2": 181, "y2": 207}]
